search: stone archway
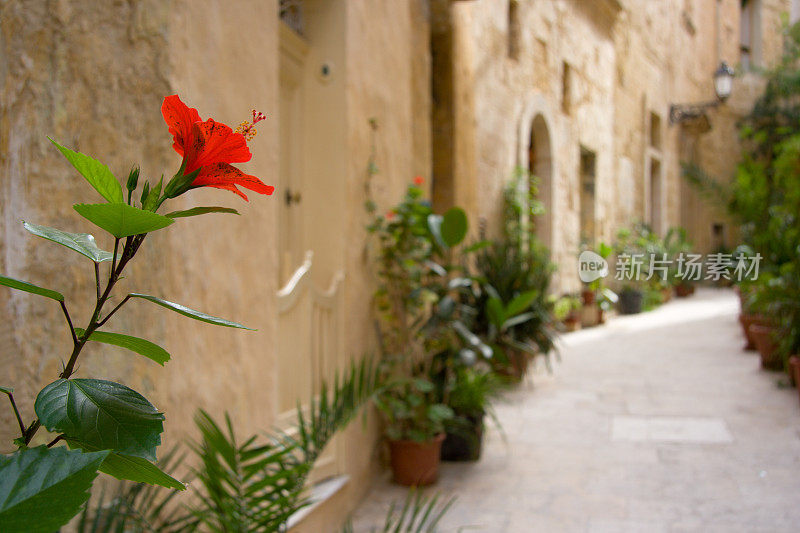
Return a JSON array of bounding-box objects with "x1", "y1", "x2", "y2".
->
[{"x1": 517, "y1": 97, "x2": 555, "y2": 250}]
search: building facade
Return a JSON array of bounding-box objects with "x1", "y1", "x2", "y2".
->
[{"x1": 0, "y1": 0, "x2": 794, "y2": 529}]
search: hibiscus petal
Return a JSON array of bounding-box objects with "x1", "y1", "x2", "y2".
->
[
  {"x1": 161, "y1": 95, "x2": 201, "y2": 156},
  {"x1": 193, "y1": 163, "x2": 274, "y2": 201},
  {"x1": 186, "y1": 120, "x2": 252, "y2": 173}
]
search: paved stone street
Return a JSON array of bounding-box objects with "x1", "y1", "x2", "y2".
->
[{"x1": 351, "y1": 289, "x2": 800, "y2": 532}]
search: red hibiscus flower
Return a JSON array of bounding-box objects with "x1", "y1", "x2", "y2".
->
[
  {"x1": 413, "y1": 176, "x2": 424, "y2": 186},
  {"x1": 161, "y1": 95, "x2": 274, "y2": 200}
]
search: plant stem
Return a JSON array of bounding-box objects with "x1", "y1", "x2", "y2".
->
[
  {"x1": 110, "y1": 238, "x2": 120, "y2": 279},
  {"x1": 4, "y1": 392, "x2": 25, "y2": 438},
  {"x1": 60, "y1": 301, "x2": 79, "y2": 346},
  {"x1": 94, "y1": 262, "x2": 101, "y2": 300},
  {"x1": 22, "y1": 233, "x2": 148, "y2": 446},
  {"x1": 96, "y1": 295, "x2": 131, "y2": 328},
  {"x1": 46, "y1": 435, "x2": 64, "y2": 448}
]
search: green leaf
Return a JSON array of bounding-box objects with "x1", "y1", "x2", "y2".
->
[
  {"x1": 0, "y1": 386, "x2": 13, "y2": 394},
  {"x1": 440, "y1": 207, "x2": 468, "y2": 247},
  {"x1": 73, "y1": 203, "x2": 173, "y2": 238},
  {"x1": 22, "y1": 221, "x2": 116, "y2": 263},
  {"x1": 165, "y1": 206, "x2": 240, "y2": 218},
  {"x1": 506, "y1": 290, "x2": 538, "y2": 317},
  {"x1": 0, "y1": 275, "x2": 63, "y2": 302},
  {"x1": 49, "y1": 137, "x2": 123, "y2": 203},
  {"x1": 35, "y1": 379, "x2": 164, "y2": 461},
  {"x1": 426, "y1": 404, "x2": 454, "y2": 422},
  {"x1": 130, "y1": 293, "x2": 254, "y2": 330},
  {"x1": 75, "y1": 329, "x2": 170, "y2": 366},
  {"x1": 486, "y1": 297, "x2": 505, "y2": 328},
  {"x1": 100, "y1": 452, "x2": 184, "y2": 490},
  {"x1": 65, "y1": 440, "x2": 184, "y2": 490},
  {"x1": 0, "y1": 445, "x2": 108, "y2": 533},
  {"x1": 427, "y1": 214, "x2": 446, "y2": 249},
  {"x1": 503, "y1": 311, "x2": 536, "y2": 330}
]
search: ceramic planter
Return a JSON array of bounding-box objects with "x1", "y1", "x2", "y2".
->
[
  {"x1": 581, "y1": 289, "x2": 596, "y2": 305},
  {"x1": 618, "y1": 289, "x2": 643, "y2": 315},
  {"x1": 749, "y1": 323, "x2": 781, "y2": 370},
  {"x1": 675, "y1": 283, "x2": 693, "y2": 297},
  {"x1": 389, "y1": 433, "x2": 445, "y2": 486},
  {"x1": 441, "y1": 413, "x2": 484, "y2": 462},
  {"x1": 738, "y1": 313, "x2": 758, "y2": 350}
]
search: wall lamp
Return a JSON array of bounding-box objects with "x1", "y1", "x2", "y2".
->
[{"x1": 669, "y1": 62, "x2": 735, "y2": 124}]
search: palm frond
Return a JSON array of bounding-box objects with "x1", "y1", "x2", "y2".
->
[
  {"x1": 341, "y1": 489, "x2": 455, "y2": 533},
  {"x1": 187, "y1": 356, "x2": 379, "y2": 532}
]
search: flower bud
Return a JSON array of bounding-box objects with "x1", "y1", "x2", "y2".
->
[{"x1": 126, "y1": 166, "x2": 140, "y2": 192}]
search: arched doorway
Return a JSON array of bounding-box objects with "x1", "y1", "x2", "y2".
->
[{"x1": 528, "y1": 114, "x2": 553, "y2": 249}]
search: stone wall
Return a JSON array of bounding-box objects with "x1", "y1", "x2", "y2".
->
[
  {"x1": 0, "y1": 0, "x2": 282, "y2": 451},
  {"x1": 441, "y1": 0, "x2": 791, "y2": 293}
]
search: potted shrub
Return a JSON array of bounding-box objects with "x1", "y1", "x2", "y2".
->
[
  {"x1": 665, "y1": 227, "x2": 696, "y2": 297},
  {"x1": 470, "y1": 239, "x2": 556, "y2": 379},
  {"x1": 374, "y1": 373, "x2": 453, "y2": 485},
  {"x1": 554, "y1": 295, "x2": 582, "y2": 331},
  {"x1": 440, "y1": 366, "x2": 503, "y2": 461}
]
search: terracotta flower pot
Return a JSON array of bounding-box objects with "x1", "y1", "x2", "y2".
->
[
  {"x1": 675, "y1": 283, "x2": 693, "y2": 298},
  {"x1": 749, "y1": 323, "x2": 781, "y2": 370},
  {"x1": 389, "y1": 433, "x2": 445, "y2": 486},
  {"x1": 738, "y1": 313, "x2": 757, "y2": 350}
]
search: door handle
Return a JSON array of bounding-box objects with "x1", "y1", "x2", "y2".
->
[{"x1": 284, "y1": 188, "x2": 302, "y2": 206}]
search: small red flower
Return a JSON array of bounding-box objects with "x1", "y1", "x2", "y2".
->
[
  {"x1": 161, "y1": 95, "x2": 274, "y2": 200},
  {"x1": 413, "y1": 176, "x2": 424, "y2": 186},
  {"x1": 386, "y1": 210, "x2": 396, "y2": 220}
]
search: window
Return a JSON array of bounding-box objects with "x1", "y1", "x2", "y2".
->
[
  {"x1": 649, "y1": 112, "x2": 661, "y2": 150},
  {"x1": 280, "y1": 0, "x2": 305, "y2": 37},
  {"x1": 579, "y1": 147, "x2": 596, "y2": 245},
  {"x1": 741, "y1": 0, "x2": 761, "y2": 70},
  {"x1": 508, "y1": 0, "x2": 520, "y2": 60},
  {"x1": 562, "y1": 61, "x2": 572, "y2": 115}
]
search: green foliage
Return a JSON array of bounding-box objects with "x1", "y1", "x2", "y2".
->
[
  {"x1": 374, "y1": 374, "x2": 454, "y2": 443},
  {"x1": 77, "y1": 445, "x2": 189, "y2": 532},
  {"x1": 35, "y1": 379, "x2": 164, "y2": 461},
  {"x1": 49, "y1": 137, "x2": 124, "y2": 203},
  {"x1": 682, "y1": 21, "x2": 800, "y2": 361},
  {"x1": 130, "y1": 293, "x2": 254, "y2": 330},
  {"x1": 4, "y1": 106, "x2": 267, "y2": 529},
  {"x1": 0, "y1": 275, "x2": 64, "y2": 302},
  {"x1": 73, "y1": 203, "x2": 174, "y2": 238},
  {"x1": 23, "y1": 222, "x2": 117, "y2": 263},
  {"x1": 0, "y1": 446, "x2": 109, "y2": 533},
  {"x1": 186, "y1": 358, "x2": 378, "y2": 531},
  {"x1": 76, "y1": 329, "x2": 170, "y2": 366}
]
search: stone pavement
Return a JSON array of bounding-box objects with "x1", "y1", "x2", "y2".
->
[{"x1": 350, "y1": 288, "x2": 800, "y2": 532}]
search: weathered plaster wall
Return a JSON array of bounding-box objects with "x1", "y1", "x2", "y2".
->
[{"x1": 0, "y1": 0, "x2": 279, "y2": 466}]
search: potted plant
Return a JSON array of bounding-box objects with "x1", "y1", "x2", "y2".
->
[
  {"x1": 664, "y1": 227, "x2": 696, "y2": 298},
  {"x1": 440, "y1": 366, "x2": 503, "y2": 461},
  {"x1": 470, "y1": 239, "x2": 556, "y2": 379},
  {"x1": 554, "y1": 295, "x2": 582, "y2": 331},
  {"x1": 374, "y1": 372, "x2": 453, "y2": 485}
]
